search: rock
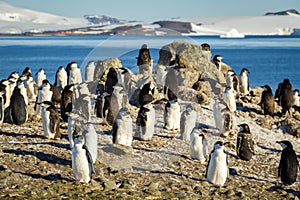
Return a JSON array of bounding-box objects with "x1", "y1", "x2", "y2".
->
[
  {"x1": 286, "y1": 120, "x2": 300, "y2": 137},
  {"x1": 102, "y1": 178, "x2": 118, "y2": 191},
  {"x1": 94, "y1": 57, "x2": 122, "y2": 81},
  {"x1": 155, "y1": 40, "x2": 226, "y2": 94}
]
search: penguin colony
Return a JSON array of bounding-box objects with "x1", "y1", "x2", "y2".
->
[{"x1": 0, "y1": 43, "x2": 299, "y2": 188}]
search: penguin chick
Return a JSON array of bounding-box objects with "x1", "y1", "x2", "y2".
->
[{"x1": 236, "y1": 124, "x2": 255, "y2": 161}]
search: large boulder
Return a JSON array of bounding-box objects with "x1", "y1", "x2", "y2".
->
[
  {"x1": 155, "y1": 40, "x2": 226, "y2": 95},
  {"x1": 94, "y1": 57, "x2": 123, "y2": 81}
]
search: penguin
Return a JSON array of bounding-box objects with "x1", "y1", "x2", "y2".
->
[
  {"x1": 51, "y1": 84, "x2": 61, "y2": 107},
  {"x1": 35, "y1": 68, "x2": 46, "y2": 88},
  {"x1": 0, "y1": 91, "x2": 4, "y2": 124},
  {"x1": 117, "y1": 67, "x2": 133, "y2": 95},
  {"x1": 292, "y1": 89, "x2": 299, "y2": 107},
  {"x1": 54, "y1": 66, "x2": 68, "y2": 92},
  {"x1": 213, "y1": 98, "x2": 233, "y2": 137},
  {"x1": 155, "y1": 65, "x2": 167, "y2": 90},
  {"x1": 72, "y1": 135, "x2": 95, "y2": 183},
  {"x1": 164, "y1": 99, "x2": 181, "y2": 131},
  {"x1": 105, "y1": 68, "x2": 118, "y2": 95},
  {"x1": 102, "y1": 93, "x2": 114, "y2": 126},
  {"x1": 226, "y1": 70, "x2": 239, "y2": 96},
  {"x1": 73, "y1": 94, "x2": 92, "y2": 122},
  {"x1": 180, "y1": 105, "x2": 197, "y2": 141},
  {"x1": 85, "y1": 61, "x2": 95, "y2": 82},
  {"x1": 68, "y1": 62, "x2": 82, "y2": 85},
  {"x1": 165, "y1": 67, "x2": 178, "y2": 99},
  {"x1": 260, "y1": 85, "x2": 274, "y2": 116},
  {"x1": 224, "y1": 86, "x2": 236, "y2": 112},
  {"x1": 83, "y1": 123, "x2": 98, "y2": 164},
  {"x1": 139, "y1": 82, "x2": 155, "y2": 107},
  {"x1": 9, "y1": 84, "x2": 28, "y2": 125},
  {"x1": 16, "y1": 79, "x2": 28, "y2": 106},
  {"x1": 61, "y1": 84, "x2": 74, "y2": 122},
  {"x1": 24, "y1": 74, "x2": 37, "y2": 103},
  {"x1": 41, "y1": 101, "x2": 60, "y2": 139},
  {"x1": 239, "y1": 68, "x2": 250, "y2": 95},
  {"x1": 190, "y1": 128, "x2": 208, "y2": 164},
  {"x1": 35, "y1": 79, "x2": 53, "y2": 115},
  {"x1": 276, "y1": 140, "x2": 299, "y2": 185},
  {"x1": 111, "y1": 85, "x2": 128, "y2": 120},
  {"x1": 22, "y1": 67, "x2": 31, "y2": 77},
  {"x1": 212, "y1": 55, "x2": 223, "y2": 72},
  {"x1": 112, "y1": 108, "x2": 133, "y2": 147},
  {"x1": 201, "y1": 43, "x2": 212, "y2": 60},
  {"x1": 274, "y1": 83, "x2": 282, "y2": 104},
  {"x1": 136, "y1": 103, "x2": 155, "y2": 141},
  {"x1": 137, "y1": 44, "x2": 152, "y2": 75},
  {"x1": 279, "y1": 79, "x2": 294, "y2": 116},
  {"x1": 206, "y1": 141, "x2": 228, "y2": 186},
  {"x1": 236, "y1": 124, "x2": 255, "y2": 161}
]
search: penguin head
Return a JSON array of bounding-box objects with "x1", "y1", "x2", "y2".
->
[
  {"x1": 213, "y1": 141, "x2": 224, "y2": 150},
  {"x1": 74, "y1": 135, "x2": 85, "y2": 146},
  {"x1": 262, "y1": 85, "x2": 272, "y2": 92},
  {"x1": 41, "y1": 101, "x2": 53, "y2": 108},
  {"x1": 240, "y1": 68, "x2": 250, "y2": 75},
  {"x1": 213, "y1": 55, "x2": 222, "y2": 63},
  {"x1": 276, "y1": 140, "x2": 293, "y2": 149},
  {"x1": 238, "y1": 123, "x2": 250, "y2": 133},
  {"x1": 293, "y1": 89, "x2": 299, "y2": 95}
]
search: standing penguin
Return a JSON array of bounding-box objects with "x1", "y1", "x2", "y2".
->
[
  {"x1": 136, "y1": 103, "x2": 155, "y2": 141},
  {"x1": 236, "y1": 124, "x2": 255, "y2": 161},
  {"x1": 112, "y1": 108, "x2": 133, "y2": 147},
  {"x1": 206, "y1": 141, "x2": 228, "y2": 186},
  {"x1": 213, "y1": 98, "x2": 233, "y2": 137},
  {"x1": 68, "y1": 62, "x2": 82, "y2": 85},
  {"x1": 292, "y1": 89, "x2": 299, "y2": 107},
  {"x1": 35, "y1": 68, "x2": 47, "y2": 88},
  {"x1": 164, "y1": 99, "x2": 181, "y2": 131},
  {"x1": 239, "y1": 68, "x2": 250, "y2": 95},
  {"x1": 105, "y1": 68, "x2": 118, "y2": 95},
  {"x1": 180, "y1": 105, "x2": 197, "y2": 141},
  {"x1": 72, "y1": 135, "x2": 95, "y2": 183},
  {"x1": 9, "y1": 85, "x2": 28, "y2": 125},
  {"x1": 279, "y1": 79, "x2": 294, "y2": 116},
  {"x1": 155, "y1": 65, "x2": 167, "y2": 90},
  {"x1": 276, "y1": 140, "x2": 299, "y2": 185},
  {"x1": 111, "y1": 85, "x2": 128, "y2": 120},
  {"x1": 35, "y1": 79, "x2": 53, "y2": 115},
  {"x1": 85, "y1": 61, "x2": 95, "y2": 82},
  {"x1": 61, "y1": 84, "x2": 74, "y2": 122},
  {"x1": 226, "y1": 70, "x2": 239, "y2": 97},
  {"x1": 212, "y1": 55, "x2": 223, "y2": 72},
  {"x1": 137, "y1": 44, "x2": 152, "y2": 75},
  {"x1": 24, "y1": 74, "x2": 37, "y2": 103},
  {"x1": 190, "y1": 128, "x2": 208, "y2": 164},
  {"x1": 0, "y1": 92, "x2": 4, "y2": 124},
  {"x1": 54, "y1": 66, "x2": 68, "y2": 92},
  {"x1": 260, "y1": 85, "x2": 274, "y2": 116},
  {"x1": 41, "y1": 101, "x2": 60, "y2": 139},
  {"x1": 83, "y1": 123, "x2": 98, "y2": 164},
  {"x1": 224, "y1": 86, "x2": 236, "y2": 112}
]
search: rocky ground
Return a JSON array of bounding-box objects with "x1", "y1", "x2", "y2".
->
[{"x1": 0, "y1": 94, "x2": 300, "y2": 200}]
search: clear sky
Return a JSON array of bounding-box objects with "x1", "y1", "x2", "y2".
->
[{"x1": 2, "y1": 0, "x2": 300, "y2": 21}]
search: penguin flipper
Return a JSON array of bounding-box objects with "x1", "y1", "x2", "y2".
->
[{"x1": 83, "y1": 144, "x2": 96, "y2": 175}]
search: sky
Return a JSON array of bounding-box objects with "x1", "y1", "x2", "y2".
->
[{"x1": 2, "y1": 0, "x2": 300, "y2": 21}]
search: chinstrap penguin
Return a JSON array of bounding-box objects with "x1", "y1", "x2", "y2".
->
[
  {"x1": 206, "y1": 141, "x2": 228, "y2": 186},
  {"x1": 276, "y1": 140, "x2": 299, "y2": 185},
  {"x1": 112, "y1": 108, "x2": 133, "y2": 146},
  {"x1": 72, "y1": 135, "x2": 95, "y2": 183},
  {"x1": 41, "y1": 101, "x2": 60, "y2": 139},
  {"x1": 136, "y1": 103, "x2": 155, "y2": 141},
  {"x1": 190, "y1": 128, "x2": 208, "y2": 164},
  {"x1": 236, "y1": 124, "x2": 255, "y2": 161}
]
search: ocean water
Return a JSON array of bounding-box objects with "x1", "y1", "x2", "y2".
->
[{"x1": 0, "y1": 35, "x2": 299, "y2": 92}]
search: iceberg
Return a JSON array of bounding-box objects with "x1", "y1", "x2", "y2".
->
[{"x1": 220, "y1": 28, "x2": 245, "y2": 38}]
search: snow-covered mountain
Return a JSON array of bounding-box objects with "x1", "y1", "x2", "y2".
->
[{"x1": 0, "y1": 1, "x2": 299, "y2": 36}]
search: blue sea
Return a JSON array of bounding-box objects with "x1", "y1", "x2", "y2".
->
[{"x1": 0, "y1": 35, "x2": 299, "y2": 92}]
